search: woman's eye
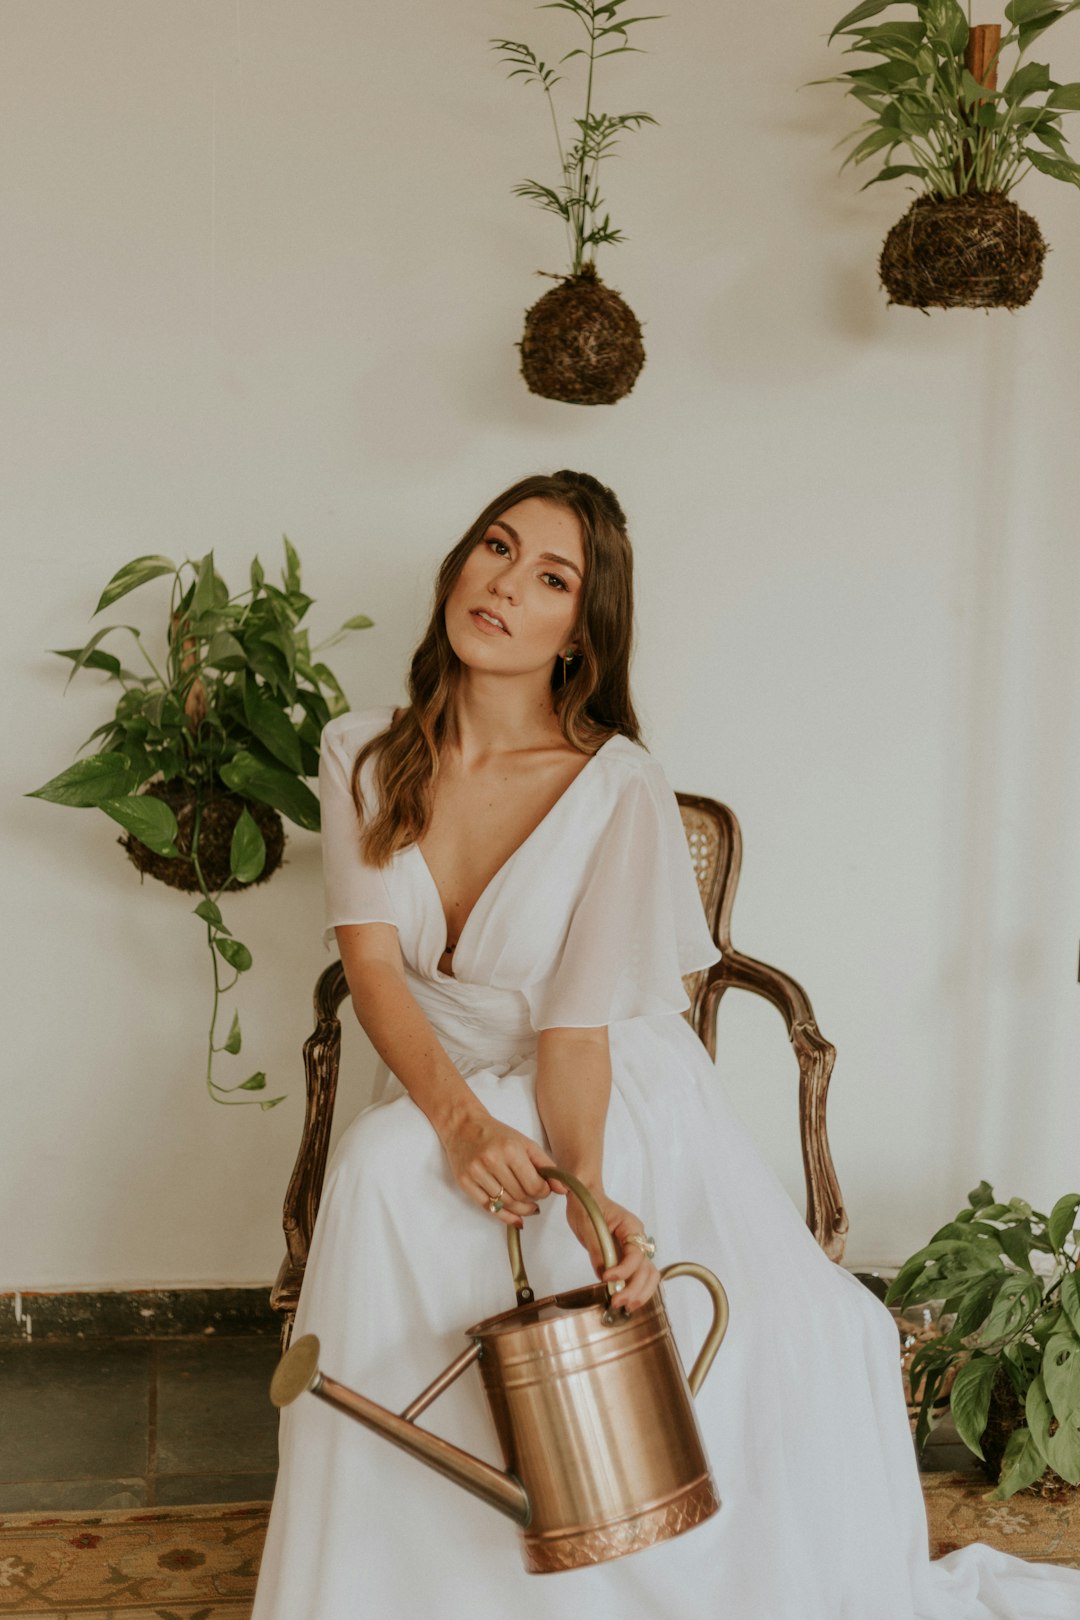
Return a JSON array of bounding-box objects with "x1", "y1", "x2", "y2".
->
[
  {"x1": 485, "y1": 537, "x2": 510, "y2": 556},
  {"x1": 542, "y1": 573, "x2": 568, "y2": 591}
]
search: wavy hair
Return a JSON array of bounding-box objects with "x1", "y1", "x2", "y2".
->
[{"x1": 349, "y1": 469, "x2": 642, "y2": 865}]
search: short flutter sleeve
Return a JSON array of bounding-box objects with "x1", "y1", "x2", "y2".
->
[
  {"x1": 319, "y1": 708, "x2": 398, "y2": 951},
  {"x1": 523, "y1": 757, "x2": 722, "y2": 1030}
]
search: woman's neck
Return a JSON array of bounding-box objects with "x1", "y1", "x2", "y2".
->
[{"x1": 448, "y1": 673, "x2": 564, "y2": 762}]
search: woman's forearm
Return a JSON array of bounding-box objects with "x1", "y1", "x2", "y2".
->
[
  {"x1": 534, "y1": 1027, "x2": 612, "y2": 1188},
  {"x1": 346, "y1": 958, "x2": 484, "y2": 1141}
]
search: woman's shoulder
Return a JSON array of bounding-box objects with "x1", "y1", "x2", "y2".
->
[
  {"x1": 590, "y1": 729, "x2": 676, "y2": 801},
  {"x1": 320, "y1": 703, "x2": 398, "y2": 759}
]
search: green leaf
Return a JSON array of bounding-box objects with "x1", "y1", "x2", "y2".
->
[
  {"x1": 1024, "y1": 145, "x2": 1080, "y2": 183},
  {"x1": 194, "y1": 897, "x2": 227, "y2": 930},
  {"x1": 190, "y1": 552, "x2": 219, "y2": 620},
  {"x1": 996, "y1": 1223, "x2": 1036, "y2": 1271},
  {"x1": 216, "y1": 936, "x2": 253, "y2": 973},
  {"x1": 313, "y1": 662, "x2": 349, "y2": 716},
  {"x1": 952, "y1": 1272, "x2": 1009, "y2": 1338},
  {"x1": 93, "y1": 555, "x2": 176, "y2": 616},
  {"x1": 1005, "y1": 0, "x2": 1064, "y2": 23},
  {"x1": 224, "y1": 1011, "x2": 242, "y2": 1055},
  {"x1": 977, "y1": 1273, "x2": 1043, "y2": 1346},
  {"x1": 1061, "y1": 1274, "x2": 1080, "y2": 1338},
  {"x1": 61, "y1": 625, "x2": 142, "y2": 690},
  {"x1": 250, "y1": 557, "x2": 265, "y2": 593},
  {"x1": 230, "y1": 807, "x2": 267, "y2": 884},
  {"x1": 949, "y1": 1355, "x2": 997, "y2": 1458},
  {"x1": 241, "y1": 676, "x2": 304, "y2": 773},
  {"x1": 219, "y1": 750, "x2": 321, "y2": 831},
  {"x1": 205, "y1": 631, "x2": 247, "y2": 670},
  {"x1": 27, "y1": 753, "x2": 138, "y2": 807},
  {"x1": 841, "y1": 125, "x2": 903, "y2": 170},
  {"x1": 100, "y1": 793, "x2": 179, "y2": 856},
  {"x1": 1048, "y1": 1194, "x2": 1080, "y2": 1250},
  {"x1": 1047, "y1": 80, "x2": 1080, "y2": 107},
  {"x1": 829, "y1": 0, "x2": 902, "y2": 40},
  {"x1": 239, "y1": 1070, "x2": 266, "y2": 1090},
  {"x1": 339, "y1": 614, "x2": 374, "y2": 631},
  {"x1": 1030, "y1": 1366, "x2": 1080, "y2": 1483},
  {"x1": 260, "y1": 1095, "x2": 287, "y2": 1110},
  {"x1": 283, "y1": 536, "x2": 301, "y2": 594},
  {"x1": 993, "y1": 1425, "x2": 1046, "y2": 1497},
  {"x1": 1043, "y1": 1327, "x2": 1080, "y2": 1422},
  {"x1": 1005, "y1": 60, "x2": 1052, "y2": 101},
  {"x1": 51, "y1": 646, "x2": 123, "y2": 678},
  {"x1": 860, "y1": 163, "x2": 927, "y2": 187},
  {"x1": 969, "y1": 1180, "x2": 995, "y2": 1210},
  {"x1": 934, "y1": 0, "x2": 969, "y2": 54}
]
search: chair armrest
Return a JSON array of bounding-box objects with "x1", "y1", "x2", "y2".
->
[
  {"x1": 280, "y1": 960, "x2": 351, "y2": 1271},
  {"x1": 699, "y1": 948, "x2": 849, "y2": 1262}
]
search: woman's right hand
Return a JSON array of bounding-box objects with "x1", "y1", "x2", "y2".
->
[{"x1": 438, "y1": 1104, "x2": 559, "y2": 1229}]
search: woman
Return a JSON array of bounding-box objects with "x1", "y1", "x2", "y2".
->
[{"x1": 253, "y1": 470, "x2": 1080, "y2": 1619}]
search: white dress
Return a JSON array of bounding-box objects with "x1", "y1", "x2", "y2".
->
[{"x1": 252, "y1": 704, "x2": 1080, "y2": 1620}]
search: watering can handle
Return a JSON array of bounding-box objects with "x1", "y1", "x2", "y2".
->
[
  {"x1": 506, "y1": 1166, "x2": 620, "y2": 1306},
  {"x1": 505, "y1": 1171, "x2": 730, "y2": 1396},
  {"x1": 658, "y1": 1262, "x2": 730, "y2": 1397}
]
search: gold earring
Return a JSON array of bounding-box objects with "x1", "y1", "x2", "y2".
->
[{"x1": 560, "y1": 650, "x2": 577, "y2": 687}]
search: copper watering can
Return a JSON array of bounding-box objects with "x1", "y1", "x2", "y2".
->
[{"x1": 270, "y1": 1168, "x2": 730, "y2": 1574}]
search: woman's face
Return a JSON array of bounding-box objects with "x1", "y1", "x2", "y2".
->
[{"x1": 444, "y1": 497, "x2": 585, "y2": 679}]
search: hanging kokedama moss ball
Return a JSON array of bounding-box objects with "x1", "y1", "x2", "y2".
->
[
  {"x1": 120, "y1": 780, "x2": 285, "y2": 893},
  {"x1": 519, "y1": 263, "x2": 645, "y2": 405},
  {"x1": 879, "y1": 193, "x2": 1047, "y2": 312}
]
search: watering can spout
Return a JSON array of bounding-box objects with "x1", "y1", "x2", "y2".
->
[{"x1": 271, "y1": 1334, "x2": 530, "y2": 1526}]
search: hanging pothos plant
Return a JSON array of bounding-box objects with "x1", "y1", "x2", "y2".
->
[
  {"x1": 492, "y1": 0, "x2": 661, "y2": 404},
  {"x1": 28, "y1": 541, "x2": 372, "y2": 1108},
  {"x1": 812, "y1": 0, "x2": 1080, "y2": 309}
]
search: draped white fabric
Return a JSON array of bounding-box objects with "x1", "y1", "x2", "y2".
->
[{"x1": 253, "y1": 705, "x2": 1080, "y2": 1620}]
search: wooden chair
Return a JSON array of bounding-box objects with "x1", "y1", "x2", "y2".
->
[{"x1": 270, "y1": 794, "x2": 849, "y2": 1348}]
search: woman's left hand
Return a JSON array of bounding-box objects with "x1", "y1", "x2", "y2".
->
[{"x1": 563, "y1": 1185, "x2": 660, "y2": 1313}]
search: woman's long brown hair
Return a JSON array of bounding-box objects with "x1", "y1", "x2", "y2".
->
[{"x1": 348, "y1": 469, "x2": 643, "y2": 866}]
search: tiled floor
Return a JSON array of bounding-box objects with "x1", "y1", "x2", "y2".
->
[
  {"x1": 0, "y1": 1337, "x2": 281, "y2": 1511},
  {"x1": 0, "y1": 1332, "x2": 976, "y2": 1513}
]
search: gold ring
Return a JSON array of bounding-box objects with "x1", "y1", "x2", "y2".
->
[
  {"x1": 624, "y1": 1232, "x2": 657, "y2": 1259},
  {"x1": 487, "y1": 1189, "x2": 505, "y2": 1215}
]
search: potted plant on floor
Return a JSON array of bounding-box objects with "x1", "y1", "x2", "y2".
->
[
  {"x1": 29, "y1": 540, "x2": 372, "y2": 1107},
  {"x1": 492, "y1": 0, "x2": 661, "y2": 402},
  {"x1": 887, "y1": 1180, "x2": 1080, "y2": 1497},
  {"x1": 812, "y1": 0, "x2": 1080, "y2": 309}
]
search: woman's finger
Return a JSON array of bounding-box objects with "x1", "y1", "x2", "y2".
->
[
  {"x1": 466, "y1": 1176, "x2": 529, "y2": 1227},
  {"x1": 504, "y1": 1146, "x2": 552, "y2": 1203}
]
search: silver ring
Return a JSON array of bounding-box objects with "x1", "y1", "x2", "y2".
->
[{"x1": 624, "y1": 1232, "x2": 657, "y2": 1259}]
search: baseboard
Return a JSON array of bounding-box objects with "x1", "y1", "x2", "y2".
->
[{"x1": 0, "y1": 1287, "x2": 277, "y2": 1343}]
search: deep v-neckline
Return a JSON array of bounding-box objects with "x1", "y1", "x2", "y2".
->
[{"x1": 411, "y1": 732, "x2": 619, "y2": 978}]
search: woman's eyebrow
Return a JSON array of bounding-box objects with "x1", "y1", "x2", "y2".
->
[{"x1": 489, "y1": 520, "x2": 583, "y2": 581}]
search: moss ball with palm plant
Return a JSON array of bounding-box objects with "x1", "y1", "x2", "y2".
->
[
  {"x1": 814, "y1": 0, "x2": 1080, "y2": 310},
  {"x1": 492, "y1": 0, "x2": 659, "y2": 403}
]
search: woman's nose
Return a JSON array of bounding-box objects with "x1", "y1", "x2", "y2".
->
[{"x1": 490, "y1": 562, "x2": 520, "y2": 601}]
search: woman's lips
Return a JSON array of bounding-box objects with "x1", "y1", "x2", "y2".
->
[{"x1": 470, "y1": 609, "x2": 509, "y2": 635}]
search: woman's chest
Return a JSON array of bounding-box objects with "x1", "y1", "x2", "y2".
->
[{"x1": 416, "y1": 751, "x2": 592, "y2": 944}]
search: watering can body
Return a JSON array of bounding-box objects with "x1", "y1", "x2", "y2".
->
[
  {"x1": 467, "y1": 1272, "x2": 721, "y2": 1571},
  {"x1": 271, "y1": 1169, "x2": 729, "y2": 1574}
]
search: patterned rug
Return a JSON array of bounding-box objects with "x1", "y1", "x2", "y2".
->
[
  {"x1": 922, "y1": 1473, "x2": 1080, "y2": 1567},
  {"x1": 1, "y1": 1477, "x2": 1077, "y2": 1615},
  {"x1": 0, "y1": 1502, "x2": 269, "y2": 1618}
]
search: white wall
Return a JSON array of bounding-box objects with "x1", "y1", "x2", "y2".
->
[{"x1": 3, "y1": 0, "x2": 1078, "y2": 1287}]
